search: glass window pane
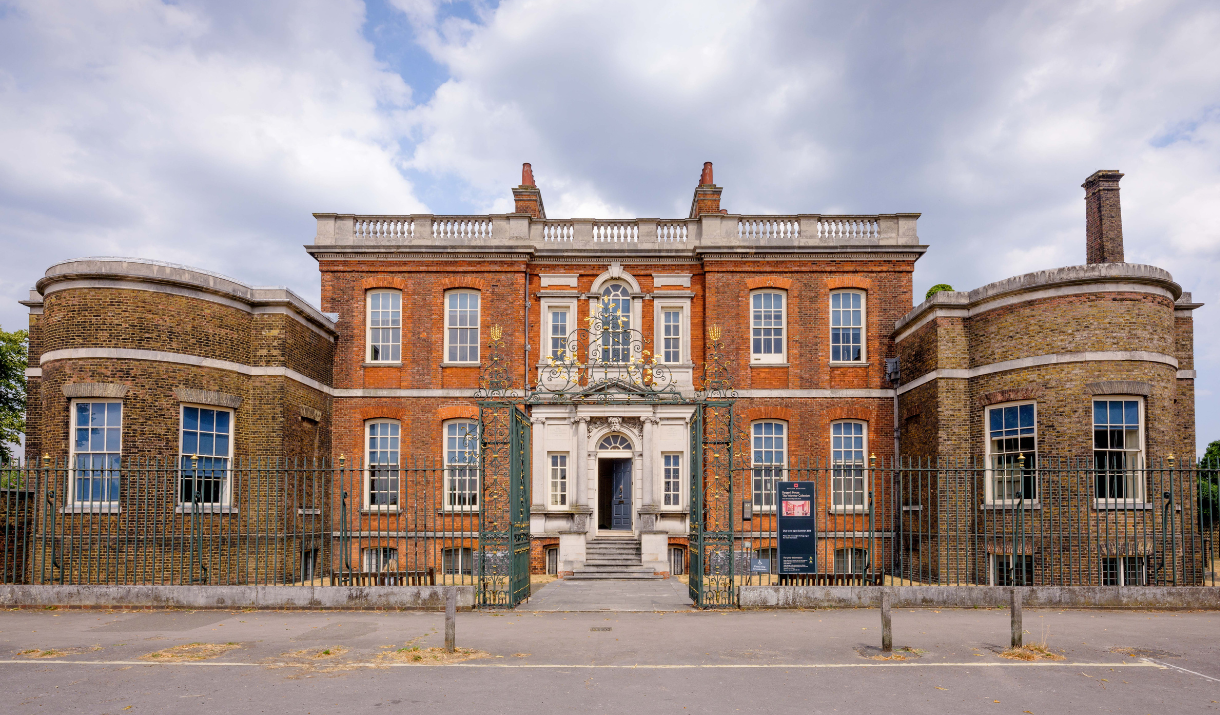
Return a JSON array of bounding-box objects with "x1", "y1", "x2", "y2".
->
[
  {"x1": 1124, "y1": 401, "x2": 1138, "y2": 426},
  {"x1": 184, "y1": 407, "x2": 199, "y2": 431}
]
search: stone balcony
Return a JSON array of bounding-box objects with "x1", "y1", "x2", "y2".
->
[{"x1": 310, "y1": 212, "x2": 923, "y2": 255}]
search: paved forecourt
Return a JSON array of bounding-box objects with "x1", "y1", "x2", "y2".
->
[
  {"x1": 1, "y1": 607, "x2": 1218, "y2": 713},
  {"x1": 521, "y1": 577, "x2": 694, "y2": 611}
]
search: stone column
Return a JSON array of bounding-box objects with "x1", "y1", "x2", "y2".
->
[
  {"x1": 642, "y1": 416, "x2": 659, "y2": 507},
  {"x1": 531, "y1": 416, "x2": 547, "y2": 509},
  {"x1": 574, "y1": 415, "x2": 589, "y2": 514}
]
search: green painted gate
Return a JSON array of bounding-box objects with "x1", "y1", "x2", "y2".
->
[{"x1": 476, "y1": 400, "x2": 530, "y2": 608}]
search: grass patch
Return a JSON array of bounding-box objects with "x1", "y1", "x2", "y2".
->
[
  {"x1": 377, "y1": 645, "x2": 490, "y2": 665},
  {"x1": 140, "y1": 642, "x2": 241, "y2": 662},
  {"x1": 1000, "y1": 643, "x2": 1065, "y2": 661},
  {"x1": 17, "y1": 646, "x2": 101, "y2": 659},
  {"x1": 282, "y1": 646, "x2": 350, "y2": 660}
]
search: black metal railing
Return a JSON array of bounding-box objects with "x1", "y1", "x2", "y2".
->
[
  {"x1": 0, "y1": 457, "x2": 491, "y2": 589},
  {"x1": 731, "y1": 456, "x2": 1218, "y2": 588}
]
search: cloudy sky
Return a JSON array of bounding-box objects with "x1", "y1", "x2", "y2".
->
[{"x1": 0, "y1": 0, "x2": 1217, "y2": 453}]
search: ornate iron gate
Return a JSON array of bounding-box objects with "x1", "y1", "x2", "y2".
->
[
  {"x1": 690, "y1": 401, "x2": 738, "y2": 607},
  {"x1": 475, "y1": 401, "x2": 530, "y2": 608}
]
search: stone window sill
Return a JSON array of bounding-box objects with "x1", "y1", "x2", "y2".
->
[
  {"x1": 1092, "y1": 501, "x2": 1153, "y2": 511},
  {"x1": 363, "y1": 362, "x2": 402, "y2": 368},
  {"x1": 981, "y1": 501, "x2": 1041, "y2": 510},
  {"x1": 175, "y1": 504, "x2": 238, "y2": 514},
  {"x1": 297, "y1": 508, "x2": 322, "y2": 515},
  {"x1": 60, "y1": 504, "x2": 121, "y2": 514},
  {"x1": 828, "y1": 507, "x2": 868, "y2": 514},
  {"x1": 440, "y1": 362, "x2": 480, "y2": 368},
  {"x1": 361, "y1": 508, "x2": 402, "y2": 514},
  {"x1": 749, "y1": 362, "x2": 789, "y2": 368},
  {"x1": 829, "y1": 362, "x2": 870, "y2": 368}
]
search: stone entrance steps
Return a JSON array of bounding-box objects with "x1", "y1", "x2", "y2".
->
[{"x1": 567, "y1": 536, "x2": 661, "y2": 580}]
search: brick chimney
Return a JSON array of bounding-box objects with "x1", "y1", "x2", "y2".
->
[
  {"x1": 512, "y1": 162, "x2": 546, "y2": 219},
  {"x1": 1083, "y1": 170, "x2": 1124, "y2": 264},
  {"x1": 688, "y1": 161, "x2": 726, "y2": 218}
]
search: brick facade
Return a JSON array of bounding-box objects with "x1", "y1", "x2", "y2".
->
[{"x1": 15, "y1": 167, "x2": 1201, "y2": 586}]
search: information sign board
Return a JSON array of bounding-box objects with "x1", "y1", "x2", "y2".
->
[{"x1": 776, "y1": 481, "x2": 817, "y2": 574}]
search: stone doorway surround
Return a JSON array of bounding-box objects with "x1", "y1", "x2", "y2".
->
[{"x1": 528, "y1": 404, "x2": 696, "y2": 577}]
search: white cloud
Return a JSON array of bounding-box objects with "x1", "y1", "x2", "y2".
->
[
  {"x1": 0, "y1": 0, "x2": 425, "y2": 316},
  {"x1": 397, "y1": 0, "x2": 1220, "y2": 451}
]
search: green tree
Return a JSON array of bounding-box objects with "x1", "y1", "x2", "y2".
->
[
  {"x1": 925, "y1": 283, "x2": 954, "y2": 300},
  {"x1": 1199, "y1": 439, "x2": 1220, "y2": 530},
  {"x1": 0, "y1": 326, "x2": 28, "y2": 463}
]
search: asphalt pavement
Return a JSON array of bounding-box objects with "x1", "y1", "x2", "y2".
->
[{"x1": 0, "y1": 605, "x2": 1217, "y2": 714}]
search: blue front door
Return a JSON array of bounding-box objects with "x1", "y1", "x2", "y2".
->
[{"x1": 611, "y1": 459, "x2": 632, "y2": 530}]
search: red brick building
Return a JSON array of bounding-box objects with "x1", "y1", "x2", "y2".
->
[{"x1": 17, "y1": 164, "x2": 1202, "y2": 587}]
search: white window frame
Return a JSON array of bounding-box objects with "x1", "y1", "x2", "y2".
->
[
  {"x1": 829, "y1": 289, "x2": 866, "y2": 363},
  {"x1": 750, "y1": 290, "x2": 787, "y2": 364},
  {"x1": 362, "y1": 547, "x2": 398, "y2": 573},
  {"x1": 443, "y1": 546, "x2": 474, "y2": 575},
  {"x1": 538, "y1": 297, "x2": 578, "y2": 365},
  {"x1": 751, "y1": 420, "x2": 787, "y2": 511},
  {"x1": 443, "y1": 419, "x2": 480, "y2": 512},
  {"x1": 662, "y1": 453, "x2": 682, "y2": 507},
  {"x1": 652, "y1": 299, "x2": 691, "y2": 365},
  {"x1": 833, "y1": 547, "x2": 868, "y2": 574},
  {"x1": 984, "y1": 401, "x2": 1038, "y2": 505},
  {"x1": 366, "y1": 289, "x2": 402, "y2": 363},
  {"x1": 597, "y1": 282, "x2": 634, "y2": 363},
  {"x1": 830, "y1": 420, "x2": 868, "y2": 512},
  {"x1": 549, "y1": 453, "x2": 568, "y2": 507},
  {"x1": 178, "y1": 403, "x2": 234, "y2": 509},
  {"x1": 68, "y1": 399, "x2": 123, "y2": 506},
  {"x1": 365, "y1": 419, "x2": 400, "y2": 510},
  {"x1": 669, "y1": 546, "x2": 686, "y2": 576},
  {"x1": 443, "y1": 289, "x2": 481, "y2": 364},
  {"x1": 1092, "y1": 396, "x2": 1146, "y2": 506},
  {"x1": 1101, "y1": 556, "x2": 1146, "y2": 586},
  {"x1": 990, "y1": 553, "x2": 1034, "y2": 586}
]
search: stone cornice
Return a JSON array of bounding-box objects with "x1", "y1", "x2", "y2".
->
[
  {"x1": 893, "y1": 263, "x2": 1182, "y2": 341},
  {"x1": 37, "y1": 258, "x2": 336, "y2": 338}
]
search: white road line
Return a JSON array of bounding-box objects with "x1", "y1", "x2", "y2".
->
[
  {"x1": 0, "y1": 660, "x2": 1164, "y2": 669},
  {"x1": 1144, "y1": 658, "x2": 1220, "y2": 683}
]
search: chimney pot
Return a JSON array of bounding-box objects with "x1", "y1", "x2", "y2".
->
[
  {"x1": 1083, "y1": 170, "x2": 1125, "y2": 264},
  {"x1": 512, "y1": 163, "x2": 545, "y2": 219},
  {"x1": 689, "y1": 162, "x2": 724, "y2": 218}
]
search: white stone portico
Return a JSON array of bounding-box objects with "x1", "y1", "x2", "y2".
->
[{"x1": 530, "y1": 403, "x2": 695, "y2": 575}]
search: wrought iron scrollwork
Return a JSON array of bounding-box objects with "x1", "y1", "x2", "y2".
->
[
  {"x1": 531, "y1": 298, "x2": 683, "y2": 404},
  {"x1": 474, "y1": 324, "x2": 523, "y2": 401},
  {"x1": 700, "y1": 324, "x2": 738, "y2": 400}
]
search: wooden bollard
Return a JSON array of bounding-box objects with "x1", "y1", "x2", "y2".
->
[
  {"x1": 881, "y1": 589, "x2": 893, "y2": 653},
  {"x1": 445, "y1": 587, "x2": 456, "y2": 653},
  {"x1": 1010, "y1": 588, "x2": 1023, "y2": 648}
]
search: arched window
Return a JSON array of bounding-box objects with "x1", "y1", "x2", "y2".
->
[
  {"x1": 598, "y1": 434, "x2": 632, "y2": 451},
  {"x1": 444, "y1": 420, "x2": 479, "y2": 510},
  {"x1": 831, "y1": 421, "x2": 867, "y2": 510},
  {"x1": 366, "y1": 420, "x2": 400, "y2": 508},
  {"x1": 600, "y1": 283, "x2": 631, "y2": 362},
  {"x1": 751, "y1": 421, "x2": 786, "y2": 510}
]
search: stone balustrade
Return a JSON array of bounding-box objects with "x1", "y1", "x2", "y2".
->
[{"x1": 312, "y1": 212, "x2": 920, "y2": 249}]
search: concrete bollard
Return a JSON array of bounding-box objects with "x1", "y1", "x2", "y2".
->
[
  {"x1": 880, "y1": 589, "x2": 893, "y2": 653},
  {"x1": 1010, "y1": 588, "x2": 1022, "y2": 648},
  {"x1": 445, "y1": 587, "x2": 456, "y2": 653}
]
